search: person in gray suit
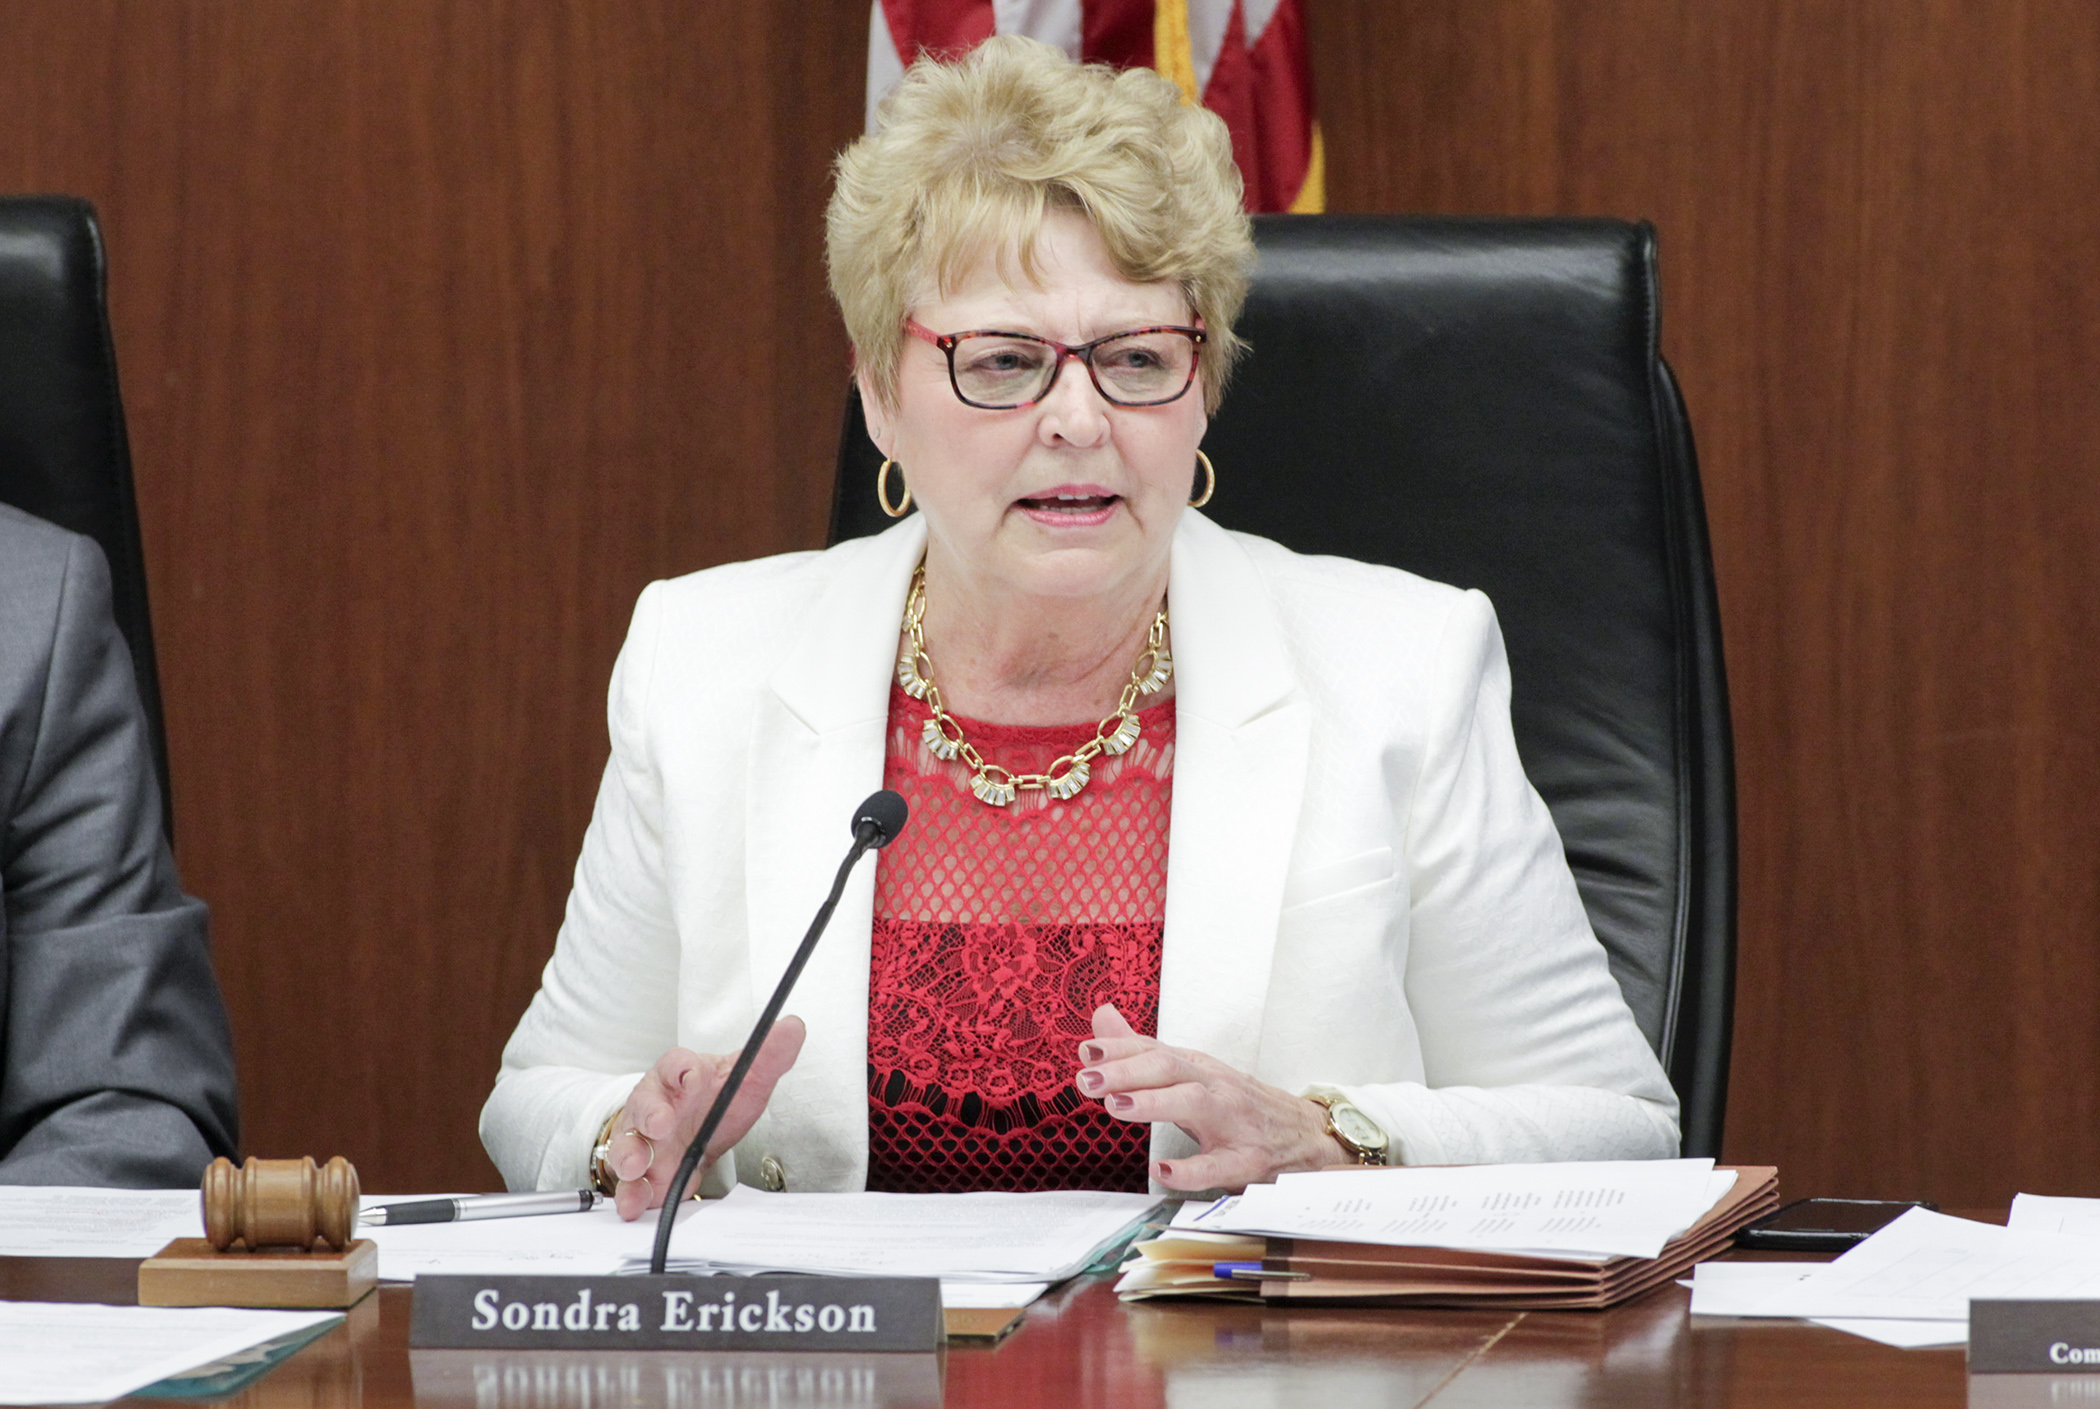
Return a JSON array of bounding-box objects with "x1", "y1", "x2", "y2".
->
[{"x1": 0, "y1": 502, "x2": 238, "y2": 1184}]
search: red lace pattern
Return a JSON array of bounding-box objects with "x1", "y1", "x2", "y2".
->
[{"x1": 867, "y1": 683, "x2": 1173, "y2": 1193}]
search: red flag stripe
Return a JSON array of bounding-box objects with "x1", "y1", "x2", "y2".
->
[
  {"x1": 1236, "y1": 0, "x2": 1315, "y2": 212},
  {"x1": 881, "y1": 0, "x2": 997, "y2": 64},
  {"x1": 1197, "y1": 3, "x2": 1263, "y2": 208},
  {"x1": 1080, "y1": 0, "x2": 1153, "y2": 71}
]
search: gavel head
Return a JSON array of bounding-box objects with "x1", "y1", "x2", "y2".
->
[{"x1": 202, "y1": 1156, "x2": 361, "y2": 1252}]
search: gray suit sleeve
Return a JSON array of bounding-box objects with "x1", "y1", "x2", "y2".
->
[{"x1": 0, "y1": 524, "x2": 239, "y2": 1186}]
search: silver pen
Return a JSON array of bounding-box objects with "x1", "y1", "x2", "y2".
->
[{"x1": 359, "y1": 1190, "x2": 600, "y2": 1226}]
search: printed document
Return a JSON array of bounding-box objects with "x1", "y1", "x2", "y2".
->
[
  {"x1": 2008, "y1": 1193, "x2": 2100, "y2": 1238},
  {"x1": 623, "y1": 1186, "x2": 1160, "y2": 1282},
  {"x1": 1736, "y1": 1208, "x2": 2100, "y2": 1322},
  {"x1": 360, "y1": 1199, "x2": 658, "y2": 1281},
  {"x1": 1189, "y1": 1159, "x2": 1728, "y2": 1260},
  {"x1": 0, "y1": 1186, "x2": 200, "y2": 1257},
  {"x1": 0, "y1": 1303, "x2": 339, "y2": 1405},
  {"x1": 1689, "y1": 1260, "x2": 1820, "y2": 1315},
  {"x1": 1685, "y1": 1261, "x2": 1964, "y2": 1347}
]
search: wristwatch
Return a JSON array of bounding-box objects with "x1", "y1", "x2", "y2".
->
[
  {"x1": 1309, "y1": 1094, "x2": 1390, "y2": 1166},
  {"x1": 589, "y1": 1110, "x2": 623, "y2": 1197}
]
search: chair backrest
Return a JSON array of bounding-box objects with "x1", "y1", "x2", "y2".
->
[
  {"x1": 0, "y1": 195, "x2": 172, "y2": 838},
  {"x1": 830, "y1": 215, "x2": 1736, "y2": 1158}
]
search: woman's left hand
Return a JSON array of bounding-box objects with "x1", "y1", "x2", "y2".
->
[{"x1": 1076, "y1": 1004, "x2": 1347, "y2": 1192}]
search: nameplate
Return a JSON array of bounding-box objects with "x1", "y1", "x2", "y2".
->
[
  {"x1": 1970, "y1": 1300, "x2": 2100, "y2": 1373},
  {"x1": 409, "y1": 1274, "x2": 942, "y2": 1353}
]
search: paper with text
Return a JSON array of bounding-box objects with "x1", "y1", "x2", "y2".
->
[
  {"x1": 1738, "y1": 1208, "x2": 2100, "y2": 1322},
  {"x1": 1190, "y1": 1159, "x2": 1728, "y2": 1260},
  {"x1": 1689, "y1": 1258, "x2": 1967, "y2": 1347},
  {"x1": 359, "y1": 1197, "x2": 658, "y2": 1281},
  {"x1": 2009, "y1": 1194, "x2": 2100, "y2": 1239},
  {"x1": 0, "y1": 1303, "x2": 339, "y2": 1405},
  {"x1": 0, "y1": 1186, "x2": 201, "y2": 1257},
  {"x1": 1689, "y1": 1260, "x2": 1821, "y2": 1315},
  {"x1": 623, "y1": 1186, "x2": 1160, "y2": 1282}
]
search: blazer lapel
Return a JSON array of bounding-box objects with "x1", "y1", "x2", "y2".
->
[
  {"x1": 742, "y1": 519, "x2": 926, "y2": 1190},
  {"x1": 1156, "y1": 513, "x2": 1311, "y2": 1077}
]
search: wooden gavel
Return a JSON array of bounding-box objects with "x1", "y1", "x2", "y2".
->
[{"x1": 202, "y1": 1156, "x2": 361, "y2": 1252}]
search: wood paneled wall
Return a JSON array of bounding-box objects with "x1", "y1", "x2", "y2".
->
[
  {"x1": 0, "y1": 0, "x2": 868, "y2": 1189},
  {"x1": 1309, "y1": 1, "x2": 2100, "y2": 1205},
  {"x1": 2, "y1": 2, "x2": 2094, "y2": 1204}
]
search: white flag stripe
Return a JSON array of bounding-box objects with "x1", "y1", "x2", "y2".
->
[
  {"x1": 1243, "y1": 0, "x2": 1285, "y2": 47},
  {"x1": 1187, "y1": 0, "x2": 1234, "y2": 99},
  {"x1": 992, "y1": 0, "x2": 1084, "y2": 57},
  {"x1": 866, "y1": 1, "x2": 907, "y2": 131}
]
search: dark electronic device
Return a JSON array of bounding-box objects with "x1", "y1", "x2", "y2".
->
[{"x1": 1736, "y1": 1197, "x2": 1937, "y2": 1251}]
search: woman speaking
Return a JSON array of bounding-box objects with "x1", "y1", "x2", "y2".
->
[{"x1": 481, "y1": 37, "x2": 1677, "y2": 1215}]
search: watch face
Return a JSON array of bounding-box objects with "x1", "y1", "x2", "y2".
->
[{"x1": 1332, "y1": 1104, "x2": 1387, "y2": 1151}]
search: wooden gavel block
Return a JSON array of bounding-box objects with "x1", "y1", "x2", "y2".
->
[{"x1": 139, "y1": 1156, "x2": 379, "y2": 1309}]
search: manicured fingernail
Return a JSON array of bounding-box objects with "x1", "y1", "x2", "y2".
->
[
  {"x1": 1080, "y1": 1042, "x2": 1106, "y2": 1063},
  {"x1": 1156, "y1": 1161, "x2": 1174, "y2": 1180},
  {"x1": 1107, "y1": 1093, "x2": 1135, "y2": 1113},
  {"x1": 1077, "y1": 1069, "x2": 1105, "y2": 1094}
]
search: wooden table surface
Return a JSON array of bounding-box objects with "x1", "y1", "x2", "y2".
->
[{"x1": 0, "y1": 1251, "x2": 2009, "y2": 1408}]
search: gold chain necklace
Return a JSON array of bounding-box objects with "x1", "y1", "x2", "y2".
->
[{"x1": 896, "y1": 566, "x2": 1171, "y2": 807}]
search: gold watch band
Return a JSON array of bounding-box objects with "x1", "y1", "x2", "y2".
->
[
  {"x1": 1309, "y1": 1093, "x2": 1391, "y2": 1166},
  {"x1": 589, "y1": 1109, "x2": 622, "y2": 1197}
]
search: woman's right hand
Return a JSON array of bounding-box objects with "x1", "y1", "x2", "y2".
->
[{"x1": 602, "y1": 1018, "x2": 807, "y2": 1220}]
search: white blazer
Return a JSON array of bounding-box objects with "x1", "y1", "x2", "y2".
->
[{"x1": 481, "y1": 511, "x2": 1679, "y2": 1193}]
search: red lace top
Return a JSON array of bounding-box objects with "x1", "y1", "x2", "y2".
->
[{"x1": 867, "y1": 683, "x2": 1174, "y2": 1194}]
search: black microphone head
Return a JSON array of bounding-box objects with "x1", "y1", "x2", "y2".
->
[{"x1": 853, "y1": 790, "x2": 910, "y2": 848}]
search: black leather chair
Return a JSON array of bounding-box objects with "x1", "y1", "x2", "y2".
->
[
  {"x1": 0, "y1": 195, "x2": 173, "y2": 838},
  {"x1": 830, "y1": 216, "x2": 1736, "y2": 1159}
]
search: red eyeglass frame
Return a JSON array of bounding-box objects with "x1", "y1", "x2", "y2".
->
[{"x1": 903, "y1": 318, "x2": 1206, "y2": 409}]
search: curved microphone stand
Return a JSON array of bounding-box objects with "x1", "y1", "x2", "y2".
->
[{"x1": 647, "y1": 790, "x2": 909, "y2": 1276}]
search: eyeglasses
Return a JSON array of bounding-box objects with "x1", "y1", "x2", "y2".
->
[{"x1": 905, "y1": 318, "x2": 1205, "y2": 409}]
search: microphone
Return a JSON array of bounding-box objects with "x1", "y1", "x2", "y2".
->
[
  {"x1": 853, "y1": 789, "x2": 909, "y2": 850},
  {"x1": 648, "y1": 789, "x2": 909, "y2": 1274}
]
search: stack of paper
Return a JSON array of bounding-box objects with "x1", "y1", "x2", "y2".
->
[
  {"x1": 1194, "y1": 1158, "x2": 1738, "y2": 1258},
  {"x1": 618, "y1": 1186, "x2": 1159, "y2": 1283},
  {"x1": 0, "y1": 1181, "x2": 1144, "y2": 1318},
  {"x1": 364, "y1": 1189, "x2": 1148, "y2": 1308},
  {"x1": 1118, "y1": 1161, "x2": 1780, "y2": 1307},
  {"x1": 1695, "y1": 1201, "x2": 2100, "y2": 1349}
]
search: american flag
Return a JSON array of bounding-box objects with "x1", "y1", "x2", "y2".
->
[{"x1": 865, "y1": 0, "x2": 1322, "y2": 214}]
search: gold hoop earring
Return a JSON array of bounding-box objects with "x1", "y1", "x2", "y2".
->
[
  {"x1": 1188, "y1": 450, "x2": 1216, "y2": 509},
  {"x1": 876, "y1": 459, "x2": 913, "y2": 518}
]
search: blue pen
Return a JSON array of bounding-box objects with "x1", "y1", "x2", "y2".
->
[{"x1": 1213, "y1": 1261, "x2": 1308, "y2": 1282}]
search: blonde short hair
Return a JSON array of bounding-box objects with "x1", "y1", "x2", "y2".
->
[{"x1": 828, "y1": 36, "x2": 1254, "y2": 413}]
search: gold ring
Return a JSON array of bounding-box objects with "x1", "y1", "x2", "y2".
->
[{"x1": 623, "y1": 1129, "x2": 657, "y2": 1169}]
